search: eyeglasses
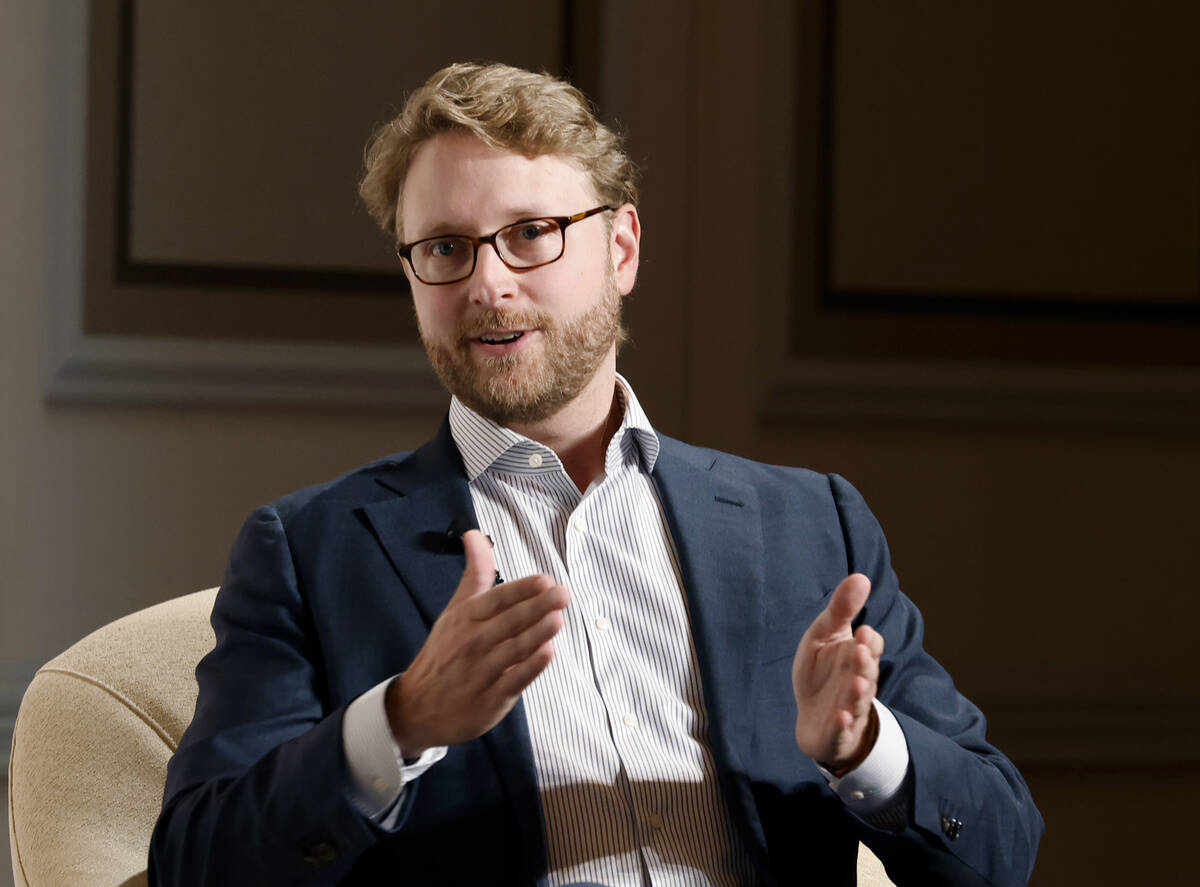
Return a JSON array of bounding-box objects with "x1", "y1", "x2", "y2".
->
[{"x1": 396, "y1": 204, "x2": 613, "y2": 285}]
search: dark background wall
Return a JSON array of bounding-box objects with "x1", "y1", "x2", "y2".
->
[{"x1": 3, "y1": 2, "x2": 1197, "y2": 884}]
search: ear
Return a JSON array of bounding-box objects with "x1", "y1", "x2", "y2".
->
[
  {"x1": 397, "y1": 245, "x2": 420, "y2": 288},
  {"x1": 609, "y1": 204, "x2": 641, "y2": 296}
]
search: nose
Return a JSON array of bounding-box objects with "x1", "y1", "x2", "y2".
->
[{"x1": 468, "y1": 241, "x2": 517, "y2": 307}]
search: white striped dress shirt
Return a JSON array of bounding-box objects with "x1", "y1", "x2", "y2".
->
[{"x1": 448, "y1": 377, "x2": 758, "y2": 886}]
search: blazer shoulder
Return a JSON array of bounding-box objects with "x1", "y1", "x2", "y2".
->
[
  {"x1": 264, "y1": 415, "x2": 463, "y2": 524},
  {"x1": 268, "y1": 452, "x2": 412, "y2": 518},
  {"x1": 656, "y1": 433, "x2": 835, "y2": 497}
]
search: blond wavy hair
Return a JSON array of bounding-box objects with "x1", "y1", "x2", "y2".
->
[{"x1": 359, "y1": 62, "x2": 638, "y2": 239}]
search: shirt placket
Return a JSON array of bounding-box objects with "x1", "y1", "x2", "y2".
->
[
  {"x1": 490, "y1": 457, "x2": 645, "y2": 884},
  {"x1": 569, "y1": 469, "x2": 676, "y2": 872}
]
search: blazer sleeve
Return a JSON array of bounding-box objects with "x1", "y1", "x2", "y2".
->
[
  {"x1": 148, "y1": 505, "x2": 404, "y2": 886},
  {"x1": 827, "y1": 474, "x2": 1044, "y2": 887}
]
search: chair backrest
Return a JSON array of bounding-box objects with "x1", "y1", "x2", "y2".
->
[
  {"x1": 7, "y1": 587, "x2": 895, "y2": 886},
  {"x1": 8, "y1": 589, "x2": 217, "y2": 887}
]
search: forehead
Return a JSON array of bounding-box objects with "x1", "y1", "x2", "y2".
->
[{"x1": 399, "y1": 131, "x2": 597, "y2": 238}]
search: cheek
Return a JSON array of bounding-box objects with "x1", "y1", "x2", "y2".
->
[
  {"x1": 540, "y1": 261, "x2": 596, "y2": 309},
  {"x1": 412, "y1": 293, "x2": 457, "y2": 338}
]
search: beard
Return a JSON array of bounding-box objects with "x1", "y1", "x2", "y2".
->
[{"x1": 419, "y1": 272, "x2": 627, "y2": 426}]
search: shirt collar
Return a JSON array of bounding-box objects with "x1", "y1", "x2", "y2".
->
[{"x1": 448, "y1": 373, "x2": 660, "y2": 481}]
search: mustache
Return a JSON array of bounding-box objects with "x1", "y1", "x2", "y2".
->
[{"x1": 459, "y1": 309, "x2": 552, "y2": 339}]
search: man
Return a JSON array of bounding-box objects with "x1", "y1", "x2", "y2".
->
[{"x1": 150, "y1": 63, "x2": 1042, "y2": 886}]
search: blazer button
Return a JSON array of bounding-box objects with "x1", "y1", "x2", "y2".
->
[
  {"x1": 301, "y1": 840, "x2": 339, "y2": 869},
  {"x1": 940, "y1": 814, "x2": 964, "y2": 841}
]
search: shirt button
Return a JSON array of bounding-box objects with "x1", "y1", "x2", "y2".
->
[
  {"x1": 848, "y1": 790, "x2": 865, "y2": 801},
  {"x1": 646, "y1": 812, "x2": 665, "y2": 831},
  {"x1": 372, "y1": 777, "x2": 387, "y2": 792},
  {"x1": 622, "y1": 712, "x2": 637, "y2": 728},
  {"x1": 575, "y1": 518, "x2": 588, "y2": 533},
  {"x1": 594, "y1": 616, "x2": 611, "y2": 632},
  {"x1": 527, "y1": 452, "x2": 543, "y2": 468}
]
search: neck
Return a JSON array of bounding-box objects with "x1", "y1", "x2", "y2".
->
[{"x1": 508, "y1": 359, "x2": 621, "y2": 492}]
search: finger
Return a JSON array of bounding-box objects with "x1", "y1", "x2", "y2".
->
[
  {"x1": 474, "y1": 588, "x2": 569, "y2": 665},
  {"x1": 854, "y1": 624, "x2": 884, "y2": 660},
  {"x1": 809, "y1": 574, "x2": 871, "y2": 640},
  {"x1": 467, "y1": 573, "x2": 560, "y2": 622},
  {"x1": 478, "y1": 606, "x2": 564, "y2": 687},
  {"x1": 829, "y1": 650, "x2": 874, "y2": 713},
  {"x1": 853, "y1": 640, "x2": 880, "y2": 684},
  {"x1": 848, "y1": 672, "x2": 875, "y2": 710},
  {"x1": 489, "y1": 639, "x2": 557, "y2": 701},
  {"x1": 823, "y1": 642, "x2": 875, "y2": 711},
  {"x1": 833, "y1": 637, "x2": 870, "y2": 685},
  {"x1": 457, "y1": 530, "x2": 497, "y2": 598}
]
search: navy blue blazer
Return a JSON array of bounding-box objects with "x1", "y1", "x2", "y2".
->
[{"x1": 150, "y1": 420, "x2": 1042, "y2": 886}]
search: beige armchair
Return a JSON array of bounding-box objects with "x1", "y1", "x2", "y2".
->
[
  {"x1": 8, "y1": 589, "x2": 895, "y2": 886},
  {"x1": 8, "y1": 589, "x2": 218, "y2": 887}
]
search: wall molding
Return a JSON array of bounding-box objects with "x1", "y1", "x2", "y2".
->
[
  {"x1": 980, "y1": 692, "x2": 1200, "y2": 772},
  {"x1": 762, "y1": 358, "x2": 1200, "y2": 430},
  {"x1": 46, "y1": 333, "x2": 446, "y2": 410},
  {"x1": 947, "y1": 663, "x2": 1199, "y2": 771}
]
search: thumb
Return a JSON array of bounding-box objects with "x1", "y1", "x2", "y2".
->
[
  {"x1": 810, "y1": 573, "x2": 871, "y2": 640},
  {"x1": 458, "y1": 529, "x2": 497, "y2": 597}
]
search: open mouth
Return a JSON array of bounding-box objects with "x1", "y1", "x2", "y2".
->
[{"x1": 477, "y1": 331, "x2": 526, "y2": 345}]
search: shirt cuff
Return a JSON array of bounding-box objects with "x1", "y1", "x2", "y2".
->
[
  {"x1": 818, "y1": 699, "x2": 910, "y2": 818},
  {"x1": 342, "y1": 676, "x2": 447, "y2": 822}
]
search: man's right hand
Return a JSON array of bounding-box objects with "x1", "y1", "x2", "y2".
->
[{"x1": 385, "y1": 529, "x2": 569, "y2": 756}]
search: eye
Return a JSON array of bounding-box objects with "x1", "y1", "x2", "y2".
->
[
  {"x1": 427, "y1": 239, "x2": 459, "y2": 258},
  {"x1": 516, "y1": 221, "x2": 555, "y2": 241}
]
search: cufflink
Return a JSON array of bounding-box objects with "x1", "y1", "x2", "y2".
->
[
  {"x1": 940, "y1": 814, "x2": 964, "y2": 841},
  {"x1": 300, "y1": 839, "x2": 339, "y2": 869}
]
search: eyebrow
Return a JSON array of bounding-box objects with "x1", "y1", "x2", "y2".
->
[{"x1": 411, "y1": 208, "x2": 555, "y2": 241}]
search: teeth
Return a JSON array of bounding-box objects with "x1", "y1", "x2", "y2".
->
[{"x1": 481, "y1": 332, "x2": 522, "y2": 344}]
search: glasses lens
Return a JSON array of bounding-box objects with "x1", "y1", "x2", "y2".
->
[
  {"x1": 412, "y1": 236, "x2": 474, "y2": 283},
  {"x1": 497, "y1": 219, "x2": 563, "y2": 268}
]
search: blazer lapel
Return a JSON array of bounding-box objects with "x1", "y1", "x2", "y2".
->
[
  {"x1": 651, "y1": 437, "x2": 766, "y2": 770},
  {"x1": 361, "y1": 418, "x2": 477, "y2": 625},
  {"x1": 651, "y1": 437, "x2": 773, "y2": 866},
  {"x1": 359, "y1": 417, "x2": 547, "y2": 878}
]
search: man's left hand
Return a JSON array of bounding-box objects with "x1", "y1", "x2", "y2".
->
[{"x1": 792, "y1": 573, "x2": 884, "y2": 775}]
